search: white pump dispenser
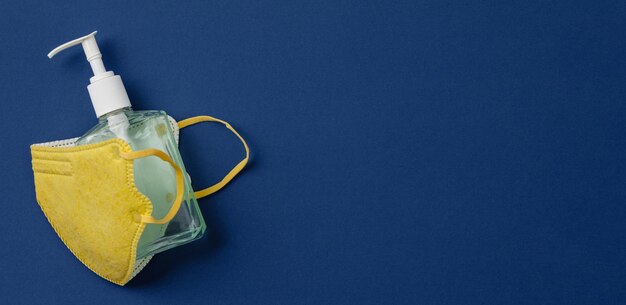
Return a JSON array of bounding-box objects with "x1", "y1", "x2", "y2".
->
[{"x1": 48, "y1": 31, "x2": 131, "y2": 118}]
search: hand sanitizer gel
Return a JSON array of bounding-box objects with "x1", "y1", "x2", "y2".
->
[{"x1": 48, "y1": 31, "x2": 206, "y2": 259}]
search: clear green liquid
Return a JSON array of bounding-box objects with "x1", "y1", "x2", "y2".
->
[{"x1": 76, "y1": 108, "x2": 206, "y2": 259}]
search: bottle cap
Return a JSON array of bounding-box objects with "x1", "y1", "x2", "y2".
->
[{"x1": 48, "y1": 31, "x2": 131, "y2": 117}]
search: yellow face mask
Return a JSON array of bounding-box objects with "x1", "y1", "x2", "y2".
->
[{"x1": 30, "y1": 115, "x2": 249, "y2": 285}]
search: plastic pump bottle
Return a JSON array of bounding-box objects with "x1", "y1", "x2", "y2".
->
[{"x1": 48, "y1": 32, "x2": 206, "y2": 259}]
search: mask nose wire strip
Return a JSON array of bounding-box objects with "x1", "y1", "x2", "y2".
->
[
  {"x1": 177, "y1": 115, "x2": 250, "y2": 199},
  {"x1": 119, "y1": 148, "x2": 185, "y2": 224}
]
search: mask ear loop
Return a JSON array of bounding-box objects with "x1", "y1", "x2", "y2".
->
[
  {"x1": 119, "y1": 148, "x2": 185, "y2": 224},
  {"x1": 177, "y1": 115, "x2": 250, "y2": 199}
]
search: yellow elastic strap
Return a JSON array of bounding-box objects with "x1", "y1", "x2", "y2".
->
[
  {"x1": 120, "y1": 148, "x2": 185, "y2": 224},
  {"x1": 177, "y1": 115, "x2": 250, "y2": 199}
]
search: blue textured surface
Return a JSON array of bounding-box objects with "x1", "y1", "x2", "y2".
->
[{"x1": 1, "y1": 1, "x2": 626, "y2": 304}]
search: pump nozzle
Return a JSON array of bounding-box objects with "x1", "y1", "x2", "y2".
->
[
  {"x1": 48, "y1": 31, "x2": 109, "y2": 78},
  {"x1": 48, "y1": 31, "x2": 131, "y2": 117}
]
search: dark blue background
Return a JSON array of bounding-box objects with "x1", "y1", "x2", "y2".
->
[{"x1": 1, "y1": 1, "x2": 625, "y2": 304}]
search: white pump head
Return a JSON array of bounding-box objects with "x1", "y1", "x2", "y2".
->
[{"x1": 48, "y1": 31, "x2": 131, "y2": 117}]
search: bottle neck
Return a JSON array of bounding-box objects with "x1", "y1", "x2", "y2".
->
[{"x1": 98, "y1": 107, "x2": 132, "y2": 122}]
